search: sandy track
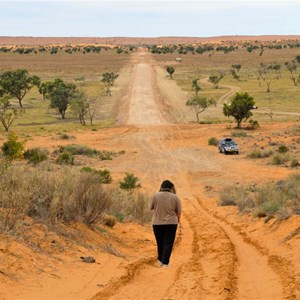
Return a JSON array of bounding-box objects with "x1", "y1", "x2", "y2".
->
[
  {"x1": 200, "y1": 77, "x2": 240, "y2": 106},
  {"x1": 90, "y1": 49, "x2": 294, "y2": 300},
  {"x1": 1, "y1": 48, "x2": 297, "y2": 300},
  {"x1": 127, "y1": 63, "x2": 166, "y2": 125}
]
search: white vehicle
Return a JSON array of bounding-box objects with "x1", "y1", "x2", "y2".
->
[{"x1": 218, "y1": 138, "x2": 239, "y2": 155}]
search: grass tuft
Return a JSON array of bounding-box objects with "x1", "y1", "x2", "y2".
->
[
  {"x1": 218, "y1": 174, "x2": 300, "y2": 218},
  {"x1": 208, "y1": 137, "x2": 218, "y2": 146}
]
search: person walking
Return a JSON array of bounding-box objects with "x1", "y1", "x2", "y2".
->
[{"x1": 150, "y1": 180, "x2": 181, "y2": 268}]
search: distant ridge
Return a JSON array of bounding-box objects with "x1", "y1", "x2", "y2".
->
[{"x1": 1, "y1": 35, "x2": 300, "y2": 46}]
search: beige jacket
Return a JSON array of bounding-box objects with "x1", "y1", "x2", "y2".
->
[{"x1": 150, "y1": 191, "x2": 182, "y2": 225}]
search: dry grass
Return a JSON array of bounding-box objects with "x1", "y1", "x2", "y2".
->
[
  {"x1": 0, "y1": 50, "x2": 130, "y2": 80},
  {"x1": 0, "y1": 161, "x2": 152, "y2": 236},
  {"x1": 108, "y1": 188, "x2": 152, "y2": 224},
  {"x1": 0, "y1": 164, "x2": 111, "y2": 233},
  {"x1": 0, "y1": 49, "x2": 130, "y2": 134},
  {"x1": 218, "y1": 174, "x2": 300, "y2": 218},
  {"x1": 153, "y1": 47, "x2": 300, "y2": 122}
]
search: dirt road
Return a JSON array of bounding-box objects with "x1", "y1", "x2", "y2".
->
[
  {"x1": 1, "y1": 48, "x2": 299, "y2": 300},
  {"x1": 90, "y1": 49, "x2": 299, "y2": 300}
]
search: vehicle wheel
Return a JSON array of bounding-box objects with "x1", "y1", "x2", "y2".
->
[
  {"x1": 219, "y1": 148, "x2": 222, "y2": 153},
  {"x1": 236, "y1": 151, "x2": 239, "y2": 155},
  {"x1": 224, "y1": 151, "x2": 228, "y2": 155}
]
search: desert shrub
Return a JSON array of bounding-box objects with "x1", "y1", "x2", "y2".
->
[
  {"x1": 271, "y1": 154, "x2": 289, "y2": 165},
  {"x1": 0, "y1": 159, "x2": 11, "y2": 174},
  {"x1": 1, "y1": 132, "x2": 26, "y2": 161},
  {"x1": 218, "y1": 185, "x2": 254, "y2": 212},
  {"x1": 56, "y1": 145, "x2": 115, "y2": 160},
  {"x1": 119, "y1": 173, "x2": 141, "y2": 192},
  {"x1": 80, "y1": 167, "x2": 112, "y2": 184},
  {"x1": 218, "y1": 175, "x2": 300, "y2": 218},
  {"x1": 261, "y1": 150, "x2": 273, "y2": 158},
  {"x1": 108, "y1": 188, "x2": 151, "y2": 224},
  {"x1": 247, "y1": 149, "x2": 273, "y2": 159},
  {"x1": 24, "y1": 148, "x2": 48, "y2": 165},
  {"x1": 208, "y1": 137, "x2": 218, "y2": 146},
  {"x1": 218, "y1": 186, "x2": 239, "y2": 206},
  {"x1": 127, "y1": 192, "x2": 151, "y2": 224},
  {"x1": 277, "y1": 144, "x2": 289, "y2": 153},
  {"x1": 247, "y1": 119, "x2": 259, "y2": 130},
  {"x1": 69, "y1": 173, "x2": 111, "y2": 224},
  {"x1": 99, "y1": 151, "x2": 115, "y2": 160},
  {"x1": 102, "y1": 214, "x2": 117, "y2": 228},
  {"x1": 56, "y1": 152, "x2": 74, "y2": 165},
  {"x1": 118, "y1": 150, "x2": 126, "y2": 155},
  {"x1": 290, "y1": 159, "x2": 299, "y2": 168},
  {"x1": 247, "y1": 150, "x2": 262, "y2": 159},
  {"x1": 198, "y1": 121, "x2": 213, "y2": 125},
  {"x1": 232, "y1": 131, "x2": 248, "y2": 137},
  {"x1": 254, "y1": 200, "x2": 283, "y2": 218},
  {"x1": 0, "y1": 166, "x2": 111, "y2": 232},
  {"x1": 113, "y1": 211, "x2": 125, "y2": 222},
  {"x1": 60, "y1": 133, "x2": 71, "y2": 140},
  {"x1": 57, "y1": 144, "x2": 99, "y2": 156}
]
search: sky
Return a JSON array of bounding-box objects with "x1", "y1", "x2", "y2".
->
[{"x1": 0, "y1": 1, "x2": 300, "y2": 37}]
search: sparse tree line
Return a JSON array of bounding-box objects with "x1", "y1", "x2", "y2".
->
[
  {"x1": 228, "y1": 56, "x2": 300, "y2": 91},
  {"x1": 149, "y1": 41, "x2": 300, "y2": 55},
  {"x1": 167, "y1": 53, "x2": 300, "y2": 127},
  {"x1": 165, "y1": 65, "x2": 254, "y2": 128},
  {"x1": 0, "y1": 69, "x2": 119, "y2": 131},
  {"x1": 0, "y1": 45, "x2": 136, "y2": 55},
  {"x1": 185, "y1": 57, "x2": 299, "y2": 126}
]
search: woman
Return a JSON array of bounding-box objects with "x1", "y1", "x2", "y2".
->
[{"x1": 150, "y1": 180, "x2": 181, "y2": 268}]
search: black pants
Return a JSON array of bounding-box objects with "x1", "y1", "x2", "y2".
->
[{"x1": 153, "y1": 224, "x2": 177, "y2": 265}]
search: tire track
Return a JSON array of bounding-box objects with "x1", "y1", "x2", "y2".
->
[
  {"x1": 195, "y1": 196, "x2": 284, "y2": 300},
  {"x1": 164, "y1": 200, "x2": 238, "y2": 300},
  {"x1": 90, "y1": 257, "x2": 156, "y2": 300},
  {"x1": 200, "y1": 77, "x2": 240, "y2": 106},
  {"x1": 197, "y1": 199, "x2": 299, "y2": 299},
  {"x1": 91, "y1": 48, "x2": 286, "y2": 300},
  {"x1": 91, "y1": 213, "x2": 194, "y2": 300}
]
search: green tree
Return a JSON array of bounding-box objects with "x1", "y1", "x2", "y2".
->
[
  {"x1": 285, "y1": 60, "x2": 300, "y2": 86},
  {"x1": 1, "y1": 132, "x2": 26, "y2": 161},
  {"x1": 101, "y1": 72, "x2": 119, "y2": 96},
  {"x1": 186, "y1": 96, "x2": 216, "y2": 123},
  {"x1": 231, "y1": 64, "x2": 241, "y2": 72},
  {"x1": 285, "y1": 60, "x2": 297, "y2": 74},
  {"x1": 39, "y1": 78, "x2": 78, "y2": 119},
  {"x1": 208, "y1": 72, "x2": 224, "y2": 88},
  {"x1": 166, "y1": 66, "x2": 175, "y2": 79},
  {"x1": 70, "y1": 92, "x2": 89, "y2": 125},
  {"x1": 269, "y1": 63, "x2": 281, "y2": 79},
  {"x1": 257, "y1": 63, "x2": 273, "y2": 92},
  {"x1": 38, "y1": 81, "x2": 54, "y2": 100},
  {"x1": 119, "y1": 173, "x2": 141, "y2": 192},
  {"x1": 223, "y1": 92, "x2": 256, "y2": 128},
  {"x1": 230, "y1": 69, "x2": 240, "y2": 81},
  {"x1": 0, "y1": 96, "x2": 24, "y2": 132},
  {"x1": 0, "y1": 69, "x2": 40, "y2": 108},
  {"x1": 191, "y1": 78, "x2": 201, "y2": 96}
]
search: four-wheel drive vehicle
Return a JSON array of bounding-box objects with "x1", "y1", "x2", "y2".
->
[{"x1": 218, "y1": 138, "x2": 239, "y2": 154}]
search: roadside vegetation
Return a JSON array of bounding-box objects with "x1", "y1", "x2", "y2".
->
[
  {"x1": 0, "y1": 48, "x2": 128, "y2": 134},
  {"x1": 153, "y1": 42, "x2": 300, "y2": 123},
  {"x1": 0, "y1": 45, "x2": 136, "y2": 55},
  {"x1": 0, "y1": 135, "x2": 149, "y2": 234},
  {"x1": 0, "y1": 164, "x2": 150, "y2": 233},
  {"x1": 218, "y1": 174, "x2": 300, "y2": 220}
]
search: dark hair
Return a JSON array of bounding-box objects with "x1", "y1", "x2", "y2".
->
[{"x1": 160, "y1": 180, "x2": 176, "y2": 194}]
